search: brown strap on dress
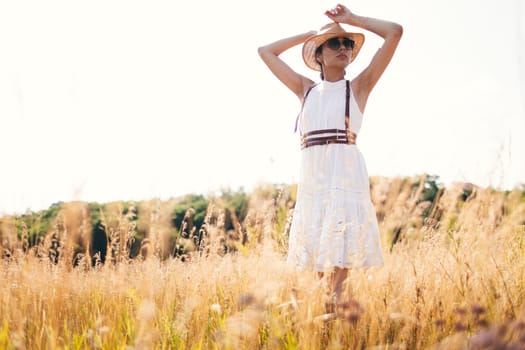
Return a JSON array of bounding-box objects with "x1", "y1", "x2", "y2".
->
[
  {"x1": 294, "y1": 83, "x2": 317, "y2": 133},
  {"x1": 301, "y1": 139, "x2": 350, "y2": 149},
  {"x1": 344, "y1": 80, "x2": 350, "y2": 132},
  {"x1": 302, "y1": 128, "x2": 347, "y2": 137}
]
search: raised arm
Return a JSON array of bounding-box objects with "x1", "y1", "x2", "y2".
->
[
  {"x1": 326, "y1": 4, "x2": 403, "y2": 111},
  {"x1": 258, "y1": 31, "x2": 316, "y2": 100}
]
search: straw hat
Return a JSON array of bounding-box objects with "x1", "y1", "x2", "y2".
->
[{"x1": 302, "y1": 22, "x2": 365, "y2": 71}]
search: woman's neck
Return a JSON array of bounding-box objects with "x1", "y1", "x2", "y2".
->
[{"x1": 323, "y1": 68, "x2": 345, "y2": 82}]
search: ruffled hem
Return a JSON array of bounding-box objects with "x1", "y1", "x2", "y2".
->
[{"x1": 287, "y1": 188, "x2": 384, "y2": 272}]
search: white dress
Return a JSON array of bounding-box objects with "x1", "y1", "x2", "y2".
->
[{"x1": 287, "y1": 79, "x2": 384, "y2": 272}]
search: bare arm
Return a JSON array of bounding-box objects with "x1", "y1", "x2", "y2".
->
[
  {"x1": 326, "y1": 4, "x2": 403, "y2": 111},
  {"x1": 258, "y1": 31, "x2": 316, "y2": 100}
]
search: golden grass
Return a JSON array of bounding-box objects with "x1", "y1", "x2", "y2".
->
[{"x1": 1, "y1": 177, "x2": 524, "y2": 349}]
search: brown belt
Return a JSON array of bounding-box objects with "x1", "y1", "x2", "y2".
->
[
  {"x1": 298, "y1": 80, "x2": 357, "y2": 150},
  {"x1": 301, "y1": 129, "x2": 357, "y2": 149}
]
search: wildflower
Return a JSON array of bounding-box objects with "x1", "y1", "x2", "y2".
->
[
  {"x1": 434, "y1": 319, "x2": 445, "y2": 328},
  {"x1": 454, "y1": 322, "x2": 467, "y2": 332},
  {"x1": 470, "y1": 304, "x2": 486, "y2": 316},
  {"x1": 454, "y1": 307, "x2": 467, "y2": 316},
  {"x1": 470, "y1": 327, "x2": 499, "y2": 348},
  {"x1": 210, "y1": 303, "x2": 222, "y2": 316}
]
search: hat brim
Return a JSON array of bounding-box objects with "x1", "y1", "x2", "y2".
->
[{"x1": 302, "y1": 32, "x2": 365, "y2": 71}]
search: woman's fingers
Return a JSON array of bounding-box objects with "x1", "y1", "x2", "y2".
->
[{"x1": 325, "y1": 4, "x2": 349, "y2": 18}]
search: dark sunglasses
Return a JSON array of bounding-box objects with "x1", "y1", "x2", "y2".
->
[{"x1": 325, "y1": 37, "x2": 355, "y2": 51}]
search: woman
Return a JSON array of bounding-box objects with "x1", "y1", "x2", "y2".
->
[{"x1": 258, "y1": 4, "x2": 402, "y2": 304}]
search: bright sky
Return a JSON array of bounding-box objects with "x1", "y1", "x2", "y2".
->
[{"x1": 1, "y1": 0, "x2": 524, "y2": 215}]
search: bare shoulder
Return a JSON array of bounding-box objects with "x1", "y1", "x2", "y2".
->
[{"x1": 298, "y1": 77, "x2": 317, "y2": 101}]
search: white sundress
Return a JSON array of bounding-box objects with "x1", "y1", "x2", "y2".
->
[{"x1": 287, "y1": 79, "x2": 384, "y2": 272}]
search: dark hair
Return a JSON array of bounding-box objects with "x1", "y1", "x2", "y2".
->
[{"x1": 315, "y1": 45, "x2": 324, "y2": 80}]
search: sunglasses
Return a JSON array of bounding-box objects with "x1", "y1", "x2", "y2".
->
[{"x1": 325, "y1": 37, "x2": 355, "y2": 51}]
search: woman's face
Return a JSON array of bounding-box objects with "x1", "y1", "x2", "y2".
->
[{"x1": 316, "y1": 37, "x2": 353, "y2": 70}]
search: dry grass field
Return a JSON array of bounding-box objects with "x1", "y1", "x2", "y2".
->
[{"x1": 1, "y1": 176, "x2": 524, "y2": 349}]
